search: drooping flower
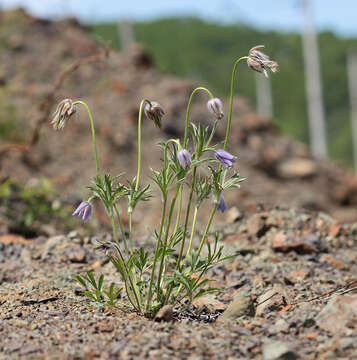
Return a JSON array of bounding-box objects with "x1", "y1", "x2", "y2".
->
[
  {"x1": 178, "y1": 149, "x2": 192, "y2": 169},
  {"x1": 207, "y1": 98, "x2": 224, "y2": 120},
  {"x1": 215, "y1": 149, "x2": 237, "y2": 168},
  {"x1": 72, "y1": 201, "x2": 92, "y2": 222},
  {"x1": 144, "y1": 101, "x2": 165, "y2": 128},
  {"x1": 51, "y1": 99, "x2": 76, "y2": 130},
  {"x1": 247, "y1": 45, "x2": 279, "y2": 78},
  {"x1": 217, "y1": 194, "x2": 227, "y2": 213}
]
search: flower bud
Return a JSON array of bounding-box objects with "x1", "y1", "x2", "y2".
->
[
  {"x1": 178, "y1": 149, "x2": 192, "y2": 169},
  {"x1": 207, "y1": 98, "x2": 224, "y2": 120},
  {"x1": 51, "y1": 99, "x2": 76, "y2": 130},
  {"x1": 215, "y1": 149, "x2": 237, "y2": 168},
  {"x1": 144, "y1": 101, "x2": 165, "y2": 128},
  {"x1": 72, "y1": 201, "x2": 92, "y2": 222},
  {"x1": 247, "y1": 45, "x2": 278, "y2": 78}
]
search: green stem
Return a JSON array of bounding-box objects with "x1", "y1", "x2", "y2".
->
[
  {"x1": 73, "y1": 101, "x2": 101, "y2": 177},
  {"x1": 184, "y1": 87, "x2": 214, "y2": 148},
  {"x1": 186, "y1": 206, "x2": 198, "y2": 257},
  {"x1": 223, "y1": 56, "x2": 248, "y2": 151},
  {"x1": 128, "y1": 212, "x2": 134, "y2": 253},
  {"x1": 206, "y1": 120, "x2": 218, "y2": 148},
  {"x1": 135, "y1": 99, "x2": 151, "y2": 191},
  {"x1": 146, "y1": 197, "x2": 167, "y2": 312},
  {"x1": 157, "y1": 184, "x2": 180, "y2": 292},
  {"x1": 172, "y1": 185, "x2": 183, "y2": 237},
  {"x1": 176, "y1": 166, "x2": 197, "y2": 269},
  {"x1": 110, "y1": 216, "x2": 141, "y2": 312},
  {"x1": 164, "y1": 166, "x2": 197, "y2": 305},
  {"x1": 175, "y1": 204, "x2": 217, "y2": 304},
  {"x1": 114, "y1": 204, "x2": 129, "y2": 257},
  {"x1": 196, "y1": 203, "x2": 217, "y2": 257}
]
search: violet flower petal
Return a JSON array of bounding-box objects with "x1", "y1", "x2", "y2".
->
[
  {"x1": 217, "y1": 194, "x2": 227, "y2": 213},
  {"x1": 215, "y1": 149, "x2": 237, "y2": 168},
  {"x1": 178, "y1": 149, "x2": 192, "y2": 169}
]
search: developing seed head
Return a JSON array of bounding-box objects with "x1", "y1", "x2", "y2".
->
[
  {"x1": 207, "y1": 98, "x2": 224, "y2": 120},
  {"x1": 144, "y1": 101, "x2": 165, "y2": 128},
  {"x1": 51, "y1": 99, "x2": 76, "y2": 130},
  {"x1": 247, "y1": 45, "x2": 279, "y2": 78}
]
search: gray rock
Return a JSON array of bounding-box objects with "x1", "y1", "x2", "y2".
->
[
  {"x1": 219, "y1": 290, "x2": 253, "y2": 321},
  {"x1": 262, "y1": 341, "x2": 298, "y2": 360}
]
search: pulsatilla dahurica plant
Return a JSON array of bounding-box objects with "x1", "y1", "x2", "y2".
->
[{"x1": 51, "y1": 46, "x2": 278, "y2": 317}]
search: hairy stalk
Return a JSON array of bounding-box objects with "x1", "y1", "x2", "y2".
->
[
  {"x1": 186, "y1": 206, "x2": 198, "y2": 256},
  {"x1": 223, "y1": 56, "x2": 248, "y2": 151},
  {"x1": 146, "y1": 197, "x2": 167, "y2": 313},
  {"x1": 164, "y1": 166, "x2": 197, "y2": 305},
  {"x1": 172, "y1": 185, "x2": 183, "y2": 237},
  {"x1": 174, "y1": 204, "x2": 216, "y2": 300},
  {"x1": 176, "y1": 166, "x2": 197, "y2": 268},
  {"x1": 73, "y1": 101, "x2": 101, "y2": 177},
  {"x1": 206, "y1": 119, "x2": 218, "y2": 147},
  {"x1": 184, "y1": 87, "x2": 214, "y2": 148},
  {"x1": 110, "y1": 216, "x2": 141, "y2": 312},
  {"x1": 146, "y1": 146, "x2": 170, "y2": 313},
  {"x1": 157, "y1": 184, "x2": 180, "y2": 293},
  {"x1": 135, "y1": 99, "x2": 151, "y2": 191},
  {"x1": 196, "y1": 203, "x2": 217, "y2": 257},
  {"x1": 114, "y1": 204, "x2": 129, "y2": 257}
]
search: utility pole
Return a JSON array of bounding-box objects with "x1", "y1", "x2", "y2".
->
[
  {"x1": 301, "y1": 0, "x2": 328, "y2": 159},
  {"x1": 117, "y1": 20, "x2": 135, "y2": 51},
  {"x1": 256, "y1": 74, "x2": 273, "y2": 118},
  {"x1": 347, "y1": 52, "x2": 357, "y2": 171}
]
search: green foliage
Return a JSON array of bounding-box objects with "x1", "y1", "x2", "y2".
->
[
  {"x1": 91, "y1": 18, "x2": 357, "y2": 166},
  {"x1": 76, "y1": 272, "x2": 122, "y2": 306}
]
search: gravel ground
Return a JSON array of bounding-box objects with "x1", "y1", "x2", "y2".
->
[{"x1": 1, "y1": 207, "x2": 357, "y2": 359}]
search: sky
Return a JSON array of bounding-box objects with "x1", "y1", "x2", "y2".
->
[{"x1": 1, "y1": 0, "x2": 357, "y2": 36}]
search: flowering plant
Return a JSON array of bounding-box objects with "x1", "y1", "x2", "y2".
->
[{"x1": 52, "y1": 46, "x2": 277, "y2": 317}]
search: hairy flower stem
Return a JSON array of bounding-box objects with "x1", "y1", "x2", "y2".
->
[
  {"x1": 175, "y1": 87, "x2": 215, "y2": 266},
  {"x1": 146, "y1": 197, "x2": 167, "y2": 313},
  {"x1": 114, "y1": 204, "x2": 129, "y2": 257},
  {"x1": 172, "y1": 185, "x2": 183, "y2": 236},
  {"x1": 135, "y1": 99, "x2": 151, "y2": 191},
  {"x1": 183, "y1": 87, "x2": 214, "y2": 148},
  {"x1": 177, "y1": 166, "x2": 197, "y2": 268},
  {"x1": 157, "y1": 184, "x2": 180, "y2": 293},
  {"x1": 196, "y1": 203, "x2": 217, "y2": 257},
  {"x1": 186, "y1": 206, "x2": 198, "y2": 256},
  {"x1": 173, "y1": 204, "x2": 217, "y2": 300},
  {"x1": 206, "y1": 120, "x2": 218, "y2": 147},
  {"x1": 110, "y1": 216, "x2": 141, "y2": 312},
  {"x1": 164, "y1": 166, "x2": 197, "y2": 305},
  {"x1": 73, "y1": 101, "x2": 101, "y2": 177},
  {"x1": 223, "y1": 56, "x2": 248, "y2": 151}
]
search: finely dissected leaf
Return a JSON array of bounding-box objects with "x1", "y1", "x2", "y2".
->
[
  {"x1": 98, "y1": 274, "x2": 104, "y2": 292},
  {"x1": 84, "y1": 291, "x2": 97, "y2": 301},
  {"x1": 76, "y1": 275, "x2": 88, "y2": 289}
]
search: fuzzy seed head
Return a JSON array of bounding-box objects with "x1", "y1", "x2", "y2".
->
[
  {"x1": 51, "y1": 99, "x2": 76, "y2": 130},
  {"x1": 247, "y1": 45, "x2": 279, "y2": 78},
  {"x1": 144, "y1": 101, "x2": 165, "y2": 128}
]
